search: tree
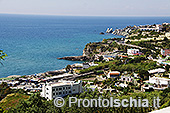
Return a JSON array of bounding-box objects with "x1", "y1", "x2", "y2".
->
[
  {"x1": 0, "y1": 50, "x2": 7, "y2": 66},
  {"x1": 99, "y1": 56, "x2": 103, "y2": 62},
  {"x1": 165, "y1": 65, "x2": 170, "y2": 72},
  {"x1": 164, "y1": 37, "x2": 168, "y2": 41},
  {"x1": 139, "y1": 69, "x2": 150, "y2": 81},
  {"x1": 65, "y1": 65, "x2": 71, "y2": 72},
  {"x1": 93, "y1": 78, "x2": 98, "y2": 85},
  {"x1": 0, "y1": 107, "x2": 3, "y2": 113}
]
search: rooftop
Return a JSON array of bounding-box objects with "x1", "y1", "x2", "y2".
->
[{"x1": 48, "y1": 80, "x2": 81, "y2": 87}]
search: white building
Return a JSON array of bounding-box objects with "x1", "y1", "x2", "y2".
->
[
  {"x1": 141, "y1": 76, "x2": 170, "y2": 92},
  {"x1": 127, "y1": 49, "x2": 140, "y2": 55},
  {"x1": 163, "y1": 22, "x2": 170, "y2": 25},
  {"x1": 148, "y1": 68, "x2": 166, "y2": 75},
  {"x1": 82, "y1": 63, "x2": 90, "y2": 69},
  {"x1": 89, "y1": 62, "x2": 99, "y2": 67},
  {"x1": 41, "y1": 80, "x2": 82, "y2": 100},
  {"x1": 139, "y1": 25, "x2": 162, "y2": 32},
  {"x1": 165, "y1": 32, "x2": 170, "y2": 38},
  {"x1": 121, "y1": 76, "x2": 133, "y2": 82}
]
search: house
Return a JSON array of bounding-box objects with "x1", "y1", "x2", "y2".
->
[
  {"x1": 148, "y1": 68, "x2": 166, "y2": 75},
  {"x1": 107, "y1": 71, "x2": 120, "y2": 78},
  {"x1": 163, "y1": 22, "x2": 170, "y2": 25},
  {"x1": 127, "y1": 49, "x2": 142, "y2": 55},
  {"x1": 89, "y1": 62, "x2": 99, "y2": 67},
  {"x1": 104, "y1": 57, "x2": 114, "y2": 62},
  {"x1": 83, "y1": 63, "x2": 90, "y2": 69},
  {"x1": 41, "y1": 80, "x2": 82, "y2": 100},
  {"x1": 165, "y1": 32, "x2": 170, "y2": 38},
  {"x1": 119, "y1": 83, "x2": 128, "y2": 88},
  {"x1": 72, "y1": 62, "x2": 92, "y2": 69},
  {"x1": 141, "y1": 76, "x2": 170, "y2": 92},
  {"x1": 121, "y1": 76, "x2": 133, "y2": 82},
  {"x1": 161, "y1": 49, "x2": 170, "y2": 56}
]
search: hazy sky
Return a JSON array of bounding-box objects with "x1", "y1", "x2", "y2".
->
[{"x1": 0, "y1": 0, "x2": 170, "y2": 16}]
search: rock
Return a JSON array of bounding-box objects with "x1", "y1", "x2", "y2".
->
[
  {"x1": 100, "y1": 32, "x2": 105, "y2": 35},
  {"x1": 106, "y1": 28, "x2": 113, "y2": 33},
  {"x1": 57, "y1": 56, "x2": 91, "y2": 61}
]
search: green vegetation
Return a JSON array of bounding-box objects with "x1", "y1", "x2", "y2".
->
[
  {"x1": 0, "y1": 93, "x2": 29, "y2": 111},
  {"x1": 127, "y1": 30, "x2": 165, "y2": 40},
  {"x1": 79, "y1": 57, "x2": 160, "y2": 77},
  {"x1": 0, "y1": 83, "x2": 13, "y2": 101},
  {"x1": 5, "y1": 88, "x2": 170, "y2": 113},
  {"x1": 61, "y1": 88, "x2": 170, "y2": 112},
  {"x1": 8, "y1": 93, "x2": 61, "y2": 113},
  {"x1": 162, "y1": 24, "x2": 170, "y2": 32},
  {"x1": 84, "y1": 38, "x2": 128, "y2": 56},
  {"x1": 0, "y1": 50, "x2": 7, "y2": 66}
]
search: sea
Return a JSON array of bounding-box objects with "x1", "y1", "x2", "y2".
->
[{"x1": 0, "y1": 14, "x2": 170, "y2": 77}]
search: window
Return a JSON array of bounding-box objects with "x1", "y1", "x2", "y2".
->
[
  {"x1": 73, "y1": 89, "x2": 75, "y2": 91},
  {"x1": 63, "y1": 87, "x2": 65, "y2": 90},
  {"x1": 59, "y1": 92, "x2": 61, "y2": 95},
  {"x1": 59, "y1": 88, "x2": 62, "y2": 90},
  {"x1": 69, "y1": 91, "x2": 71, "y2": 93}
]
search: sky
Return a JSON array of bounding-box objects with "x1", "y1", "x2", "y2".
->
[{"x1": 0, "y1": 0, "x2": 170, "y2": 16}]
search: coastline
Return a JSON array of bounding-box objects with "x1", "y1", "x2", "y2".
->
[{"x1": 1, "y1": 15, "x2": 169, "y2": 77}]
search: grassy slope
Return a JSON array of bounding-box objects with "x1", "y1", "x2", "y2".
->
[{"x1": 0, "y1": 93, "x2": 29, "y2": 110}]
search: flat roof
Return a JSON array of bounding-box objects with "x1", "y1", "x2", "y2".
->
[{"x1": 49, "y1": 80, "x2": 79, "y2": 87}]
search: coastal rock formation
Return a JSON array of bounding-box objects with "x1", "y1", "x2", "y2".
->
[
  {"x1": 83, "y1": 44, "x2": 94, "y2": 56},
  {"x1": 100, "y1": 32, "x2": 105, "y2": 35},
  {"x1": 106, "y1": 26, "x2": 138, "y2": 37},
  {"x1": 112, "y1": 29, "x2": 129, "y2": 36},
  {"x1": 106, "y1": 28, "x2": 113, "y2": 33},
  {"x1": 57, "y1": 56, "x2": 91, "y2": 61},
  {"x1": 45, "y1": 70, "x2": 65, "y2": 76}
]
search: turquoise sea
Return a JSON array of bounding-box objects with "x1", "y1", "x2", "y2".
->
[{"x1": 0, "y1": 14, "x2": 170, "y2": 77}]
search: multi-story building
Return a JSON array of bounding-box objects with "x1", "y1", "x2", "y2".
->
[
  {"x1": 141, "y1": 76, "x2": 170, "y2": 92},
  {"x1": 41, "y1": 80, "x2": 82, "y2": 100}
]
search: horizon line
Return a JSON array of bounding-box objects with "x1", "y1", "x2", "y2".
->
[{"x1": 0, "y1": 13, "x2": 170, "y2": 17}]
